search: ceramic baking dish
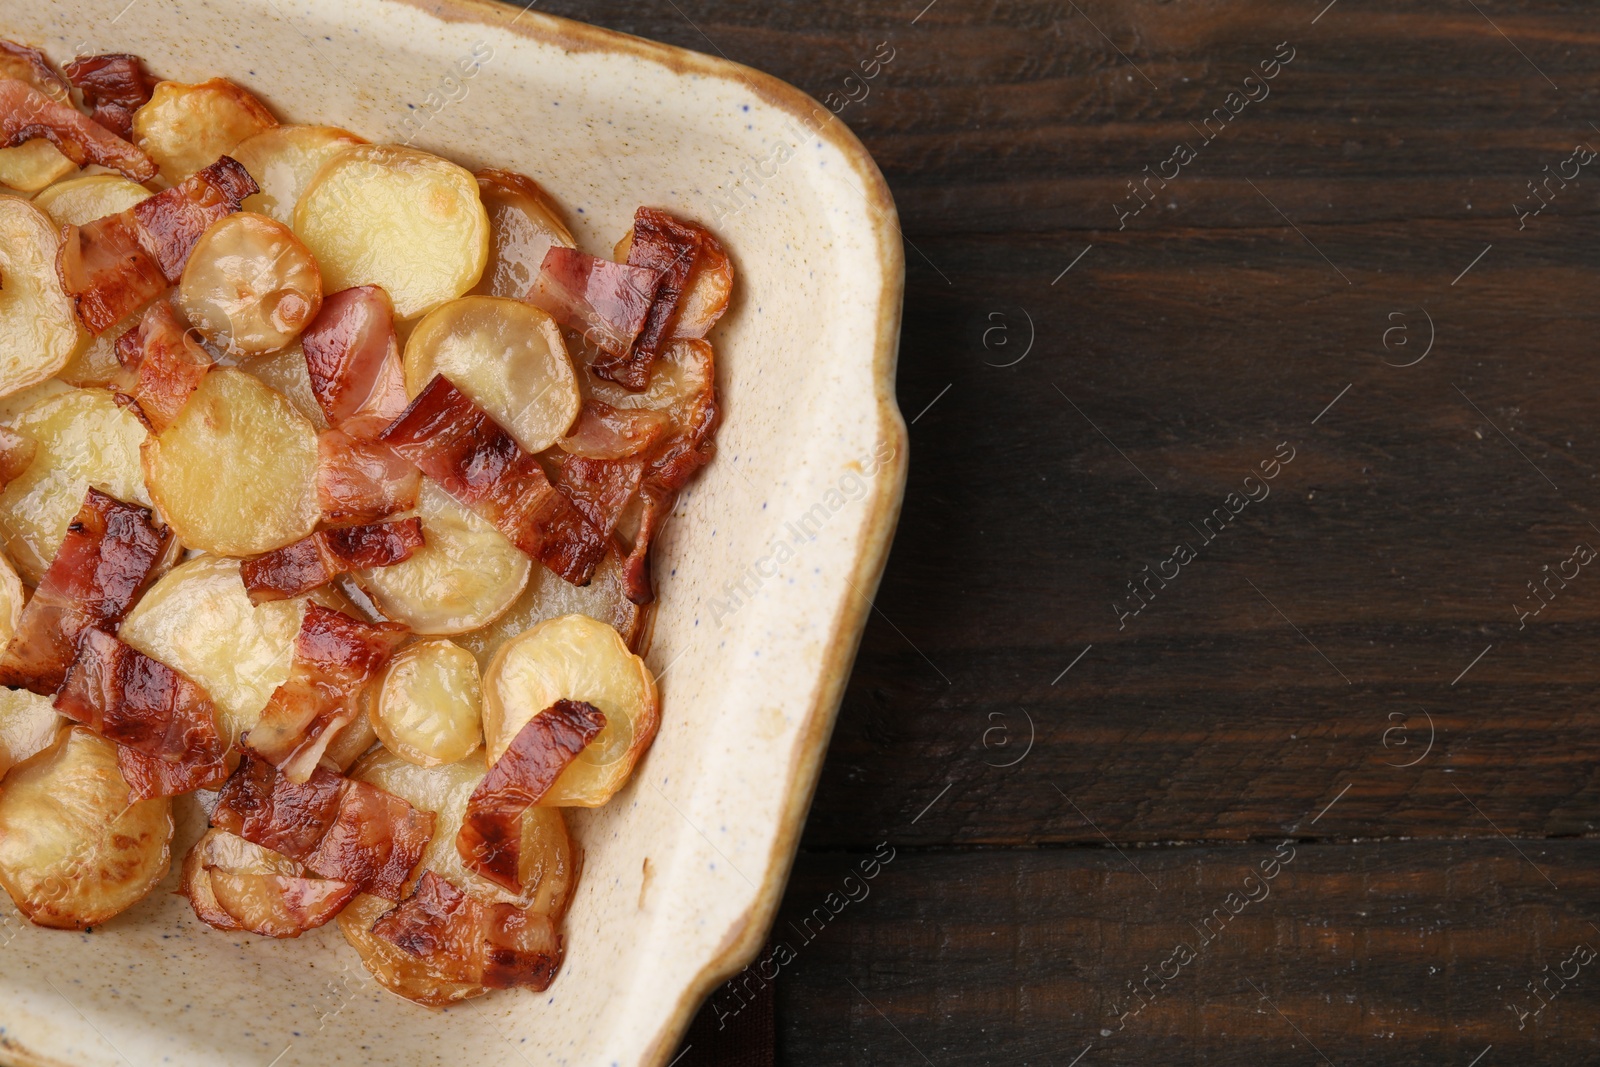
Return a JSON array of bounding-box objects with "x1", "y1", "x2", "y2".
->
[{"x1": 0, "y1": 1, "x2": 906, "y2": 1063}]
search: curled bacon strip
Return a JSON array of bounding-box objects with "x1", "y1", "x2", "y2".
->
[
  {"x1": 373, "y1": 870, "x2": 564, "y2": 991},
  {"x1": 54, "y1": 628, "x2": 228, "y2": 800},
  {"x1": 113, "y1": 300, "x2": 213, "y2": 431},
  {"x1": 0, "y1": 425, "x2": 35, "y2": 489},
  {"x1": 316, "y1": 428, "x2": 422, "y2": 524},
  {"x1": 0, "y1": 488, "x2": 172, "y2": 694},
  {"x1": 59, "y1": 156, "x2": 257, "y2": 334},
  {"x1": 241, "y1": 518, "x2": 424, "y2": 604},
  {"x1": 62, "y1": 53, "x2": 155, "y2": 141},
  {"x1": 592, "y1": 207, "x2": 713, "y2": 391},
  {"x1": 456, "y1": 700, "x2": 604, "y2": 892},
  {"x1": 244, "y1": 604, "x2": 408, "y2": 783},
  {"x1": 526, "y1": 247, "x2": 659, "y2": 360},
  {"x1": 302, "y1": 286, "x2": 409, "y2": 439},
  {"x1": 379, "y1": 375, "x2": 608, "y2": 584},
  {"x1": 214, "y1": 753, "x2": 435, "y2": 900},
  {"x1": 0, "y1": 75, "x2": 155, "y2": 181},
  {"x1": 182, "y1": 830, "x2": 357, "y2": 938}
]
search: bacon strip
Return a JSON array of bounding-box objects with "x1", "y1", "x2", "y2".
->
[
  {"x1": 59, "y1": 156, "x2": 257, "y2": 334},
  {"x1": 213, "y1": 753, "x2": 435, "y2": 900},
  {"x1": 526, "y1": 247, "x2": 659, "y2": 359},
  {"x1": 62, "y1": 53, "x2": 155, "y2": 141},
  {"x1": 592, "y1": 208, "x2": 710, "y2": 391},
  {"x1": 379, "y1": 376, "x2": 608, "y2": 585},
  {"x1": 244, "y1": 604, "x2": 408, "y2": 783},
  {"x1": 0, "y1": 75, "x2": 155, "y2": 181},
  {"x1": 113, "y1": 300, "x2": 213, "y2": 431},
  {"x1": 0, "y1": 488, "x2": 172, "y2": 694},
  {"x1": 316, "y1": 428, "x2": 422, "y2": 523},
  {"x1": 54, "y1": 628, "x2": 228, "y2": 800},
  {"x1": 372, "y1": 870, "x2": 564, "y2": 991},
  {"x1": 0, "y1": 425, "x2": 35, "y2": 489},
  {"x1": 302, "y1": 286, "x2": 409, "y2": 439},
  {"x1": 241, "y1": 518, "x2": 424, "y2": 604},
  {"x1": 183, "y1": 830, "x2": 357, "y2": 938},
  {"x1": 0, "y1": 41, "x2": 71, "y2": 100},
  {"x1": 559, "y1": 398, "x2": 668, "y2": 460},
  {"x1": 457, "y1": 699, "x2": 603, "y2": 892}
]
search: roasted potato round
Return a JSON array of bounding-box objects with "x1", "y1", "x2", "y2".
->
[
  {"x1": 352, "y1": 480, "x2": 530, "y2": 635},
  {"x1": 294, "y1": 144, "x2": 488, "y2": 319},
  {"x1": 32, "y1": 174, "x2": 152, "y2": 227},
  {"x1": 458, "y1": 551, "x2": 644, "y2": 670},
  {"x1": 0, "y1": 728, "x2": 173, "y2": 929},
  {"x1": 182, "y1": 828, "x2": 355, "y2": 938},
  {"x1": 371, "y1": 638, "x2": 483, "y2": 767},
  {"x1": 337, "y1": 891, "x2": 488, "y2": 1006},
  {"x1": 245, "y1": 342, "x2": 329, "y2": 429},
  {"x1": 0, "y1": 686, "x2": 60, "y2": 781},
  {"x1": 0, "y1": 386, "x2": 151, "y2": 584},
  {"x1": 404, "y1": 296, "x2": 579, "y2": 454},
  {"x1": 0, "y1": 549, "x2": 22, "y2": 654},
  {"x1": 120, "y1": 555, "x2": 308, "y2": 747},
  {"x1": 133, "y1": 78, "x2": 278, "y2": 184},
  {"x1": 143, "y1": 367, "x2": 320, "y2": 555},
  {"x1": 0, "y1": 196, "x2": 83, "y2": 400},
  {"x1": 0, "y1": 140, "x2": 77, "y2": 193},
  {"x1": 471, "y1": 169, "x2": 575, "y2": 300},
  {"x1": 231, "y1": 124, "x2": 365, "y2": 226},
  {"x1": 483, "y1": 614, "x2": 659, "y2": 807},
  {"x1": 57, "y1": 303, "x2": 148, "y2": 388},
  {"x1": 176, "y1": 212, "x2": 322, "y2": 356}
]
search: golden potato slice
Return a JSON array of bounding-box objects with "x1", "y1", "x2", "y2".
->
[
  {"x1": 183, "y1": 828, "x2": 355, "y2": 938},
  {"x1": 372, "y1": 638, "x2": 482, "y2": 767},
  {"x1": 245, "y1": 342, "x2": 328, "y2": 430},
  {"x1": 57, "y1": 302, "x2": 150, "y2": 388},
  {"x1": 231, "y1": 124, "x2": 365, "y2": 226},
  {"x1": 403, "y1": 296, "x2": 579, "y2": 453},
  {"x1": 120, "y1": 555, "x2": 308, "y2": 747},
  {"x1": 0, "y1": 378, "x2": 71, "y2": 423},
  {"x1": 352, "y1": 480, "x2": 529, "y2": 635},
  {"x1": 351, "y1": 747, "x2": 577, "y2": 918},
  {"x1": 0, "y1": 140, "x2": 77, "y2": 193},
  {"x1": 338, "y1": 891, "x2": 488, "y2": 1006},
  {"x1": 483, "y1": 614, "x2": 659, "y2": 807},
  {"x1": 143, "y1": 368, "x2": 319, "y2": 555},
  {"x1": 0, "y1": 727, "x2": 173, "y2": 929},
  {"x1": 294, "y1": 144, "x2": 488, "y2": 319},
  {"x1": 324, "y1": 705, "x2": 378, "y2": 771},
  {"x1": 0, "y1": 550, "x2": 22, "y2": 651},
  {"x1": 0, "y1": 387, "x2": 151, "y2": 584},
  {"x1": 175, "y1": 212, "x2": 322, "y2": 356},
  {"x1": 133, "y1": 78, "x2": 278, "y2": 184},
  {"x1": 471, "y1": 169, "x2": 575, "y2": 300},
  {"x1": 459, "y1": 551, "x2": 644, "y2": 669},
  {"x1": 0, "y1": 687, "x2": 60, "y2": 780},
  {"x1": 32, "y1": 174, "x2": 152, "y2": 227},
  {"x1": 0, "y1": 196, "x2": 83, "y2": 399}
]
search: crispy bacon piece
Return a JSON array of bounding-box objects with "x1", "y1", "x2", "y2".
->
[
  {"x1": 619, "y1": 486, "x2": 673, "y2": 605},
  {"x1": 456, "y1": 699, "x2": 603, "y2": 892},
  {"x1": 372, "y1": 870, "x2": 564, "y2": 991},
  {"x1": 62, "y1": 53, "x2": 155, "y2": 141},
  {"x1": 526, "y1": 247, "x2": 659, "y2": 360},
  {"x1": 59, "y1": 156, "x2": 258, "y2": 333},
  {"x1": 302, "y1": 286, "x2": 408, "y2": 439},
  {"x1": 0, "y1": 40, "x2": 70, "y2": 99},
  {"x1": 0, "y1": 425, "x2": 35, "y2": 489},
  {"x1": 112, "y1": 300, "x2": 213, "y2": 431},
  {"x1": 316, "y1": 429, "x2": 422, "y2": 523},
  {"x1": 245, "y1": 604, "x2": 408, "y2": 782},
  {"x1": 241, "y1": 518, "x2": 424, "y2": 604},
  {"x1": 559, "y1": 398, "x2": 668, "y2": 460},
  {"x1": 0, "y1": 75, "x2": 155, "y2": 181},
  {"x1": 592, "y1": 208, "x2": 712, "y2": 390},
  {"x1": 53, "y1": 628, "x2": 228, "y2": 800},
  {"x1": 214, "y1": 753, "x2": 435, "y2": 900},
  {"x1": 0, "y1": 488, "x2": 172, "y2": 694},
  {"x1": 182, "y1": 830, "x2": 357, "y2": 938}
]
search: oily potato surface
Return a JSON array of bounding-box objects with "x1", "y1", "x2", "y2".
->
[
  {"x1": 176, "y1": 212, "x2": 322, "y2": 356},
  {"x1": 459, "y1": 551, "x2": 644, "y2": 670},
  {"x1": 33, "y1": 174, "x2": 152, "y2": 227},
  {"x1": 0, "y1": 687, "x2": 60, "y2": 780},
  {"x1": 0, "y1": 140, "x2": 76, "y2": 193},
  {"x1": 133, "y1": 78, "x2": 278, "y2": 184},
  {"x1": 0, "y1": 197, "x2": 82, "y2": 400},
  {"x1": 371, "y1": 638, "x2": 483, "y2": 767},
  {"x1": 471, "y1": 169, "x2": 575, "y2": 300},
  {"x1": 232, "y1": 124, "x2": 365, "y2": 225}
]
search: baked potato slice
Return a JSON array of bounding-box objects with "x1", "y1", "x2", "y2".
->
[
  {"x1": 231, "y1": 124, "x2": 365, "y2": 226},
  {"x1": 176, "y1": 212, "x2": 322, "y2": 356},
  {"x1": 471, "y1": 169, "x2": 575, "y2": 300},
  {"x1": 0, "y1": 727, "x2": 173, "y2": 929},
  {"x1": 371, "y1": 638, "x2": 483, "y2": 768},
  {"x1": 0, "y1": 139, "x2": 77, "y2": 193},
  {"x1": 32, "y1": 174, "x2": 152, "y2": 227},
  {"x1": 337, "y1": 891, "x2": 488, "y2": 1006},
  {"x1": 0, "y1": 686, "x2": 60, "y2": 781},
  {"x1": 182, "y1": 827, "x2": 356, "y2": 938},
  {"x1": 458, "y1": 550, "x2": 644, "y2": 670},
  {"x1": 0, "y1": 548, "x2": 22, "y2": 653},
  {"x1": 0, "y1": 196, "x2": 83, "y2": 400},
  {"x1": 482, "y1": 614, "x2": 659, "y2": 807},
  {"x1": 133, "y1": 78, "x2": 278, "y2": 184},
  {"x1": 246, "y1": 343, "x2": 328, "y2": 430},
  {"x1": 143, "y1": 367, "x2": 320, "y2": 555}
]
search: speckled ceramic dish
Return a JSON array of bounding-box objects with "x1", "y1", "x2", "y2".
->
[{"x1": 0, "y1": 1, "x2": 906, "y2": 1064}]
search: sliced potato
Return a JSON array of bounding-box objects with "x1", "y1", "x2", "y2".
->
[
  {"x1": 0, "y1": 687, "x2": 61, "y2": 780},
  {"x1": 352, "y1": 747, "x2": 577, "y2": 917},
  {"x1": 0, "y1": 728, "x2": 173, "y2": 929},
  {"x1": 176, "y1": 212, "x2": 322, "y2": 356},
  {"x1": 324, "y1": 705, "x2": 378, "y2": 771},
  {"x1": 245, "y1": 342, "x2": 328, "y2": 430},
  {"x1": 0, "y1": 550, "x2": 21, "y2": 652},
  {"x1": 294, "y1": 144, "x2": 488, "y2": 319},
  {"x1": 471, "y1": 169, "x2": 575, "y2": 300},
  {"x1": 120, "y1": 555, "x2": 308, "y2": 747},
  {"x1": 372, "y1": 638, "x2": 483, "y2": 767},
  {"x1": 0, "y1": 387, "x2": 151, "y2": 584},
  {"x1": 133, "y1": 78, "x2": 278, "y2": 184},
  {"x1": 32, "y1": 174, "x2": 152, "y2": 227},
  {"x1": 459, "y1": 551, "x2": 644, "y2": 670},
  {"x1": 353, "y1": 481, "x2": 530, "y2": 635},
  {"x1": 143, "y1": 368, "x2": 319, "y2": 555},
  {"x1": 0, "y1": 196, "x2": 83, "y2": 399},
  {"x1": 338, "y1": 891, "x2": 488, "y2": 1006},
  {"x1": 58, "y1": 302, "x2": 149, "y2": 387},
  {"x1": 0, "y1": 140, "x2": 77, "y2": 193},
  {"x1": 404, "y1": 297, "x2": 578, "y2": 453},
  {"x1": 483, "y1": 614, "x2": 659, "y2": 807},
  {"x1": 183, "y1": 828, "x2": 354, "y2": 938},
  {"x1": 231, "y1": 124, "x2": 365, "y2": 226}
]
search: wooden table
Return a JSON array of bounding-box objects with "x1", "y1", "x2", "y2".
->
[{"x1": 529, "y1": 1, "x2": 1600, "y2": 1061}]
